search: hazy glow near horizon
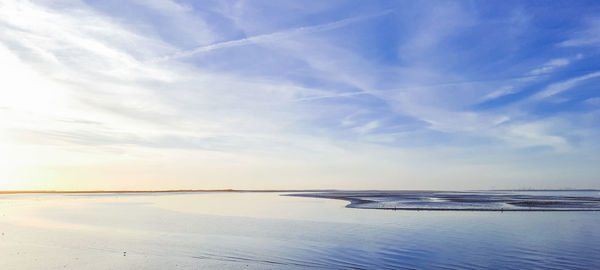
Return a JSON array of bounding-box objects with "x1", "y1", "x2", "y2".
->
[{"x1": 1, "y1": 0, "x2": 599, "y2": 190}]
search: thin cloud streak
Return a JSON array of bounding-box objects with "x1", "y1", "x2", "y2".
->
[
  {"x1": 533, "y1": 71, "x2": 600, "y2": 99},
  {"x1": 152, "y1": 10, "x2": 393, "y2": 62}
]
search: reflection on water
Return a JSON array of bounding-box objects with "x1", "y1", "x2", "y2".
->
[{"x1": 1, "y1": 192, "x2": 599, "y2": 269}]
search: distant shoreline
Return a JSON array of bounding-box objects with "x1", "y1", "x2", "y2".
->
[
  {"x1": 0, "y1": 189, "x2": 597, "y2": 195},
  {"x1": 0, "y1": 189, "x2": 338, "y2": 194}
]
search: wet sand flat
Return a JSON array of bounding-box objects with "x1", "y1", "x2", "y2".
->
[{"x1": 287, "y1": 190, "x2": 600, "y2": 211}]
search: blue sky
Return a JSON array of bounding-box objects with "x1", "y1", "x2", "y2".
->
[{"x1": 0, "y1": 0, "x2": 599, "y2": 190}]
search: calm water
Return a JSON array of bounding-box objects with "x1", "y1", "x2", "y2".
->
[{"x1": 0, "y1": 192, "x2": 599, "y2": 269}]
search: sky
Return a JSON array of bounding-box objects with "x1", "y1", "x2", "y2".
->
[{"x1": 0, "y1": 0, "x2": 599, "y2": 190}]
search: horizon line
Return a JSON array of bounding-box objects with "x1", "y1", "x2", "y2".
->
[{"x1": 1, "y1": 188, "x2": 599, "y2": 195}]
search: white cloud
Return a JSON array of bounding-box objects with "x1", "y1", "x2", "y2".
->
[
  {"x1": 481, "y1": 86, "x2": 517, "y2": 101},
  {"x1": 559, "y1": 18, "x2": 600, "y2": 47},
  {"x1": 586, "y1": 97, "x2": 600, "y2": 106},
  {"x1": 353, "y1": 120, "x2": 380, "y2": 135},
  {"x1": 481, "y1": 54, "x2": 583, "y2": 102},
  {"x1": 528, "y1": 58, "x2": 570, "y2": 75},
  {"x1": 500, "y1": 122, "x2": 569, "y2": 151},
  {"x1": 533, "y1": 71, "x2": 600, "y2": 99},
  {"x1": 398, "y1": 2, "x2": 473, "y2": 60}
]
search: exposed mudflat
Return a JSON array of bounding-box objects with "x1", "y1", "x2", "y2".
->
[{"x1": 286, "y1": 190, "x2": 600, "y2": 211}]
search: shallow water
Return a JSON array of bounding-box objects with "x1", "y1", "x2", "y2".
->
[{"x1": 0, "y1": 192, "x2": 599, "y2": 269}]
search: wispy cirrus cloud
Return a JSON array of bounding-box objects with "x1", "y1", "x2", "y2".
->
[
  {"x1": 528, "y1": 57, "x2": 572, "y2": 76},
  {"x1": 559, "y1": 17, "x2": 600, "y2": 47},
  {"x1": 1, "y1": 0, "x2": 600, "y2": 190},
  {"x1": 533, "y1": 71, "x2": 600, "y2": 99},
  {"x1": 154, "y1": 10, "x2": 393, "y2": 62}
]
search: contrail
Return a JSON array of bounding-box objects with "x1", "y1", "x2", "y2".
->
[
  {"x1": 293, "y1": 91, "x2": 371, "y2": 102},
  {"x1": 152, "y1": 10, "x2": 393, "y2": 62}
]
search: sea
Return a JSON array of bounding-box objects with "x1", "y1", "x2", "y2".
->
[{"x1": 1, "y1": 191, "x2": 599, "y2": 269}]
